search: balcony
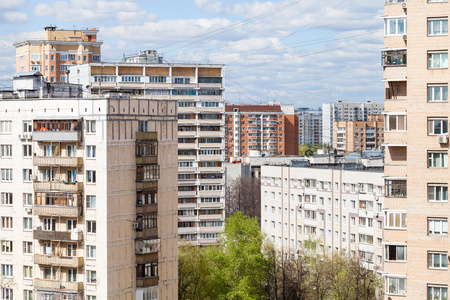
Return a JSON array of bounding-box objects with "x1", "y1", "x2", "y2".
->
[
  {"x1": 136, "y1": 252, "x2": 158, "y2": 264},
  {"x1": 34, "y1": 205, "x2": 80, "y2": 218},
  {"x1": 136, "y1": 204, "x2": 158, "y2": 215},
  {"x1": 33, "y1": 228, "x2": 82, "y2": 241},
  {"x1": 382, "y1": 50, "x2": 407, "y2": 67},
  {"x1": 198, "y1": 167, "x2": 223, "y2": 173},
  {"x1": 136, "y1": 181, "x2": 158, "y2": 190},
  {"x1": 136, "y1": 276, "x2": 158, "y2": 288},
  {"x1": 33, "y1": 156, "x2": 83, "y2": 168},
  {"x1": 33, "y1": 131, "x2": 81, "y2": 142},
  {"x1": 34, "y1": 279, "x2": 83, "y2": 292},
  {"x1": 136, "y1": 156, "x2": 158, "y2": 165},
  {"x1": 34, "y1": 254, "x2": 83, "y2": 268},
  {"x1": 136, "y1": 228, "x2": 158, "y2": 239},
  {"x1": 33, "y1": 181, "x2": 83, "y2": 193}
]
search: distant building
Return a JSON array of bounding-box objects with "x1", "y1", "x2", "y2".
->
[
  {"x1": 225, "y1": 103, "x2": 299, "y2": 161},
  {"x1": 322, "y1": 100, "x2": 383, "y2": 146},
  {"x1": 297, "y1": 108, "x2": 322, "y2": 145},
  {"x1": 14, "y1": 26, "x2": 102, "y2": 83},
  {"x1": 334, "y1": 115, "x2": 384, "y2": 153},
  {"x1": 261, "y1": 163, "x2": 385, "y2": 271}
]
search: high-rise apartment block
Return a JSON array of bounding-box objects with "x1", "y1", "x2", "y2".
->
[
  {"x1": 0, "y1": 75, "x2": 178, "y2": 299},
  {"x1": 68, "y1": 59, "x2": 225, "y2": 244},
  {"x1": 260, "y1": 164, "x2": 385, "y2": 270},
  {"x1": 14, "y1": 26, "x2": 102, "y2": 83},
  {"x1": 322, "y1": 100, "x2": 383, "y2": 146},
  {"x1": 383, "y1": 0, "x2": 450, "y2": 298},
  {"x1": 297, "y1": 108, "x2": 323, "y2": 145},
  {"x1": 334, "y1": 115, "x2": 385, "y2": 153},
  {"x1": 225, "y1": 104, "x2": 299, "y2": 160}
]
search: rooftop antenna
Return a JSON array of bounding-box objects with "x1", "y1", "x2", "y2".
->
[{"x1": 73, "y1": 25, "x2": 76, "y2": 31}]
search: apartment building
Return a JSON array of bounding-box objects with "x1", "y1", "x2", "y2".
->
[
  {"x1": 68, "y1": 59, "x2": 225, "y2": 245},
  {"x1": 383, "y1": 0, "x2": 450, "y2": 298},
  {"x1": 261, "y1": 164, "x2": 385, "y2": 271},
  {"x1": 225, "y1": 104, "x2": 299, "y2": 161},
  {"x1": 322, "y1": 100, "x2": 384, "y2": 146},
  {"x1": 0, "y1": 76, "x2": 178, "y2": 299},
  {"x1": 334, "y1": 115, "x2": 384, "y2": 153},
  {"x1": 297, "y1": 108, "x2": 323, "y2": 146},
  {"x1": 14, "y1": 26, "x2": 102, "y2": 83}
]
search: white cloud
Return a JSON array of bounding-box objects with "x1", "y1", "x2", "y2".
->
[
  {"x1": 0, "y1": 0, "x2": 27, "y2": 10},
  {"x1": 0, "y1": 11, "x2": 28, "y2": 24}
]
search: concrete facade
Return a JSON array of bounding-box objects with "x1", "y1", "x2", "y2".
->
[{"x1": 298, "y1": 108, "x2": 323, "y2": 146}]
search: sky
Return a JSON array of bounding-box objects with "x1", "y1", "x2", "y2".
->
[{"x1": 0, "y1": 0, "x2": 385, "y2": 108}]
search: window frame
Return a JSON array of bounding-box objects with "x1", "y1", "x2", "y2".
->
[
  {"x1": 428, "y1": 51, "x2": 449, "y2": 69},
  {"x1": 428, "y1": 118, "x2": 448, "y2": 135},
  {"x1": 384, "y1": 17, "x2": 407, "y2": 36},
  {"x1": 428, "y1": 152, "x2": 448, "y2": 168},
  {"x1": 428, "y1": 18, "x2": 448, "y2": 36},
  {"x1": 428, "y1": 184, "x2": 448, "y2": 202},
  {"x1": 428, "y1": 84, "x2": 448, "y2": 102}
]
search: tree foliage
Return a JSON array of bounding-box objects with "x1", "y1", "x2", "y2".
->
[{"x1": 225, "y1": 176, "x2": 261, "y2": 225}]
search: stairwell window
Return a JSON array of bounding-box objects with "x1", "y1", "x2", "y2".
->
[
  {"x1": 429, "y1": 18, "x2": 448, "y2": 36},
  {"x1": 428, "y1": 84, "x2": 448, "y2": 102},
  {"x1": 384, "y1": 17, "x2": 406, "y2": 36},
  {"x1": 428, "y1": 51, "x2": 448, "y2": 69}
]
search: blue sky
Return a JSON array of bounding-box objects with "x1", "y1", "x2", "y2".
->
[{"x1": 0, "y1": 0, "x2": 385, "y2": 108}]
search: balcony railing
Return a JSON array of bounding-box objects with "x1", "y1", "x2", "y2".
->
[
  {"x1": 33, "y1": 228, "x2": 82, "y2": 241},
  {"x1": 34, "y1": 205, "x2": 80, "y2": 218},
  {"x1": 33, "y1": 156, "x2": 83, "y2": 167},
  {"x1": 33, "y1": 181, "x2": 83, "y2": 193},
  {"x1": 136, "y1": 276, "x2": 158, "y2": 288},
  {"x1": 34, "y1": 279, "x2": 83, "y2": 291},
  {"x1": 34, "y1": 254, "x2": 83, "y2": 268},
  {"x1": 33, "y1": 131, "x2": 81, "y2": 142}
]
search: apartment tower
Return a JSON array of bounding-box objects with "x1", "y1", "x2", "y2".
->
[
  {"x1": 383, "y1": 0, "x2": 449, "y2": 298},
  {"x1": 297, "y1": 108, "x2": 323, "y2": 146},
  {"x1": 0, "y1": 75, "x2": 178, "y2": 299},
  {"x1": 68, "y1": 59, "x2": 226, "y2": 244},
  {"x1": 14, "y1": 26, "x2": 102, "y2": 83}
]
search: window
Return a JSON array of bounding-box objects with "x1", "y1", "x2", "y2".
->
[
  {"x1": 30, "y1": 53, "x2": 40, "y2": 60},
  {"x1": 23, "y1": 241, "x2": 32, "y2": 254},
  {"x1": 429, "y1": 252, "x2": 448, "y2": 269},
  {"x1": 93, "y1": 55, "x2": 100, "y2": 62},
  {"x1": 386, "y1": 277, "x2": 406, "y2": 296},
  {"x1": 87, "y1": 145, "x2": 96, "y2": 158},
  {"x1": 386, "y1": 211, "x2": 407, "y2": 229},
  {"x1": 1, "y1": 265, "x2": 13, "y2": 277},
  {"x1": 23, "y1": 218, "x2": 32, "y2": 231},
  {"x1": 86, "y1": 195, "x2": 96, "y2": 209},
  {"x1": 138, "y1": 121, "x2": 149, "y2": 132},
  {"x1": 87, "y1": 245, "x2": 96, "y2": 259},
  {"x1": 2, "y1": 217, "x2": 12, "y2": 230},
  {"x1": 23, "y1": 145, "x2": 32, "y2": 157},
  {"x1": 428, "y1": 84, "x2": 448, "y2": 102},
  {"x1": 66, "y1": 145, "x2": 76, "y2": 157},
  {"x1": 67, "y1": 269, "x2": 77, "y2": 281},
  {"x1": 23, "y1": 193, "x2": 32, "y2": 206},
  {"x1": 87, "y1": 270, "x2": 97, "y2": 283},
  {"x1": 429, "y1": 51, "x2": 448, "y2": 69},
  {"x1": 428, "y1": 184, "x2": 448, "y2": 202},
  {"x1": 428, "y1": 118, "x2": 448, "y2": 135},
  {"x1": 1, "y1": 241, "x2": 13, "y2": 253},
  {"x1": 385, "y1": 245, "x2": 406, "y2": 261},
  {"x1": 1, "y1": 169, "x2": 12, "y2": 181},
  {"x1": 23, "y1": 290, "x2": 33, "y2": 300},
  {"x1": 384, "y1": 18, "x2": 406, "y2": 36},
  {"x1": 359, "y1": 234, "x2": 373, "y2": 245},
  {"x1": 87, "y1": 221, "x2": 97, "y2": 234},
  {"x1": 385, "y1": 114, "x2": 406, "y2": 131},
  {"x1": 86, "y1": 120, "x2": 96, "y2": 133},
  {"x1": 385, "y1": 179, "x2": 407, "y2": 197},
  {"x1": 428, "y1": 285, "x2": 448, "y2": 300},
  {"x1": 23, "y1": 266, "x2": 33, "y2": 279},
  {"x1": 43, "y1": 218, "x2": 55, "y2": 231},
  {"x1": 67, "y1": 244, "x2": 76, "y2": 257},
  {"x1": 1, "y1": 121, "x2": 12, "y2": 133},
  {"x1": 428, "y1": 152, "x2": 448, "y2": 168},
  {"x1": 86, "y1": 170, "x2": 96, "y2": 183},
  {"x1": 429, "y1": 18, "x2": 448, "y2": 36},
  {"x1": 429, "y1": 218, "x2": 448, "y2": 235},
  {"x1": 382, "y1": 49, "x2": 407, "y2": 66},
  {"x1": 2, "y1": 289, "x2": 13, "y2": 300},
  {"x1": 1, "y1": 145, "x2": 11, "y2": 158},
  {"x1": 23, "y1": 169, "x2": 32, "y2": 182},
  {"x1": 1, "y1": 193, "x2": 12, "y2": 205}
]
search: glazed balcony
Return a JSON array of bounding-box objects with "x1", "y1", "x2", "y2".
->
[
  {"x1": 34, "y1": 254, "x2": 84, "y2": 268},
  {"x1": 34, "y1": 279, "x2": 83, "y2": 291},
  {"x1": 33, "y1": 156, "x2": 83, "y2": 168},
  {"x1": 33, "y1": 181, "x2": 83, "y2": 193}
]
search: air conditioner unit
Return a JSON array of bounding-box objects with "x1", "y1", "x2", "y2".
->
[
  {"x1": 25, "y1": 208, "x2": 32, "y2": 213},
  {"x1": 401, "y1": 2, "x2": 407, "y2": 8},
  {"x1": 438, "y1": 134, "x2": 448, "y2": 144},
  {"x1": 402, "y1": 35, "x2": 407, "y2": 41},
  {"x1": 132, "y1": 222, "x2": 139, "y2": 229}
]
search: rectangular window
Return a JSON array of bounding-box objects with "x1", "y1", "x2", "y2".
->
[
  {"x1": 428, "y1": 285, "x2": 448, "y2": 300},
  {"x1": 429, "y1": 18, "x2": 448, "y2": 36},
  {"x1": 87, "y1": 270, "x2": 97, "y2": 283},
  {"x1": 43, "y1": 218, "x2": 55, "y2": 231},
  {"x1": 23, "y1": 265, "x2": 33, "y2": 279},
  {"x1": 86, "y1": 120, "x2": 96, "y2": 133},
  {"x1": 23, "y1": 218, "x2": 32, "y2": 231},
  {"x1": 92, "y1": 55, "x2": 100, "y2": 62},
  {"x1": 23, "y1": 169, "x2": 32, "y2": 182},
  {"x1": 67, "y1": 244, "x2": 76, "y2": 257},
  {"x1": 428, "y1": 84, "x2": 448, "y2": 102},
  {"x1": 385, "y1": 245, "x2": 406, "y2": 261},
  {"x1": 385, "y1": 179, "x2": 407, "y2": 197},
  {"x1": 138, "y1": 121, "x2": 149, "y2": 132},
  {"x1": 428, "y1": 152, "x2": 448, "y2": 168},
  {"x1": 384, "y1": 18, "x2": 406, "y2": 36},
  {"x1": 428, "y1": 118, "x2": 448, "y2": 135},
  {"x1": 1, "y1": 241, "x2": 13, "y2": 253},
  {"x1": 30, "y1": 53, "x2": 40, "y2": 60},
  {"x1": 87, "y1": 245, "x2": 96, "y2": 259},
  {"x1": 23, "y1": 290, "x2": 33, "y2": 300},
  {"x1": 1, "y1": 193, "x2": 12, "y2": 206},
  {"x1": 1, "y1": 145, "x2": 11, "y2": 158},
  {"x1": 385, "y1": 211, "x2": 407, "y2": 229},
  {"x1": 428, "y1": 51, "x2": 448, "y2": 69},
  {"x1": 382, "y1": 49, "x2": 407, "y2": 66},
  {"x1": 1, "y1": 121, "x2": 12, "y2": 133},
  {"x1": 87, "y1": 221, "x2": 97, "y2": 234},
  {"x1": 1, "y1": 217, "x2": 12, "y2": 230},
  {"x1": 86, "y1": 195, "x2": 96, "y2": 209},
  {"x1": 386, "y1": 277, "x2": 406, "y2": 296},
  {"x1": 1, "y1": 265, "x2": 13, "y2": 277},
  {"x1": 385, "y1": 114, "x2": 406, "y2": 131},
  {"x1": 428, "y1": 252, "x2": 448, "y2": 269},
  {"x1": 86, "y1": 170, "x2": 96, "y2": 183},
  {"x1": 1, "y1": 169, "x2": 13, "y2": 182},
  {"x1": 87, "y1": 145, "x2": 96, "y2": 158},
  {"x1": 23, "y1": 145, "x2": 32, "y2": 157},
  {"x1": 23, "y1": 193, "x2": 32, "y2": 206},
  {"x1": 23, "y1": 242, "x2": 32, "y2": 254},
  {"x1": 429, "y1": 218, "x2": 448, "y2": 235},
  {"x1": 429, "y1": 184, "x2": 448, "y2": 202}
]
